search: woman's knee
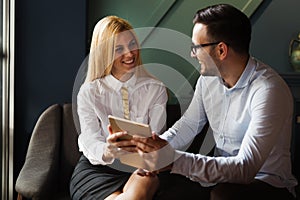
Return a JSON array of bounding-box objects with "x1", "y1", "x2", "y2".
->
[{"x1": 124, "y1": 172, "x2": 159, "y2": 200}]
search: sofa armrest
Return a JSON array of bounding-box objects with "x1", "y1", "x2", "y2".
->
[{"x1": 15, "y1": 104, "x2": 62, "y2": 199}]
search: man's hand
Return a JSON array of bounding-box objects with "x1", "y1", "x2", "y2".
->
[{"x1": 132, "y1": 133, "x2": 175, "y2": 172}]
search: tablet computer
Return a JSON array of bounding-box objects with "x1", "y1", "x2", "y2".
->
[
  {"x1": 108, "y1": 115, "x2": 152, "y2": 140},
  {"x1": 108, "y1": 115, "x2": 152, "y2": 169}
]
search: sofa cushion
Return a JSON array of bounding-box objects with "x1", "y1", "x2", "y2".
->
[
  {"x1": 15, "y1": 104, "x2": 62, "y2": 199},
  {"x1": 58, "y1": 103, "x2": 82, "y2": 194}
]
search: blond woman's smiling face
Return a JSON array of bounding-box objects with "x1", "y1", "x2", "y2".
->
[{"x1": 111, "y1": 31, "x2": 139, "y2": 80}]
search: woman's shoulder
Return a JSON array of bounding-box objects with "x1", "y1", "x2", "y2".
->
[
  {"x1": 78, "y1": 79, "x2": 107, "y2": 96},
  {"x1": 134, "y1": 77, "x2": 167, "y2": 97},
  {"x1": 136, "y1": 76, "x2": 166, "y2": 88},
  {"x1": 80, "y1": 79, "x2": 99, "y2": 91}
]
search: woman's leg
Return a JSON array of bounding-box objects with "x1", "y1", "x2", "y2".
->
[
  {"x1": 70, "y1": 156, "x2": 130, "y2": 200},
  {"x1": 105, "y1": 169, "x2": 159, "y2": 200}
]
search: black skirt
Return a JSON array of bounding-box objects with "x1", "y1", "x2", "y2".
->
[
  {"x1": 70, "y1": 155, "x2": 136, "y2": 200},
  {"x1": 70, "y1": 155, "x2": 211, "y2": 200}
]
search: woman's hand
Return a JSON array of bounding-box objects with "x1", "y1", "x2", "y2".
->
[
  {"x1": 136, "y1": 168, "x2": 157, "y2": 177},
  {"x1": 103, "y1": 125, "x2": 137, "y2": 161}
]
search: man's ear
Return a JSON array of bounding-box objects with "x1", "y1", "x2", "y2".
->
[{"x1": 218, "y1": 42, "x2": 228, "y2": 60}]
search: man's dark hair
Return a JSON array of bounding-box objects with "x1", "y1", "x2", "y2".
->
[{"x1": 193, "y1": 4, "x2": 251, "y2": 54}]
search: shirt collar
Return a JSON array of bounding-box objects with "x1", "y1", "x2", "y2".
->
[
  {"x1": 231, "y1": 57, "x2": 256, "y2": 89},
  {"x1": 104, "y1": 73, "x2": 137, "y2": 91}
]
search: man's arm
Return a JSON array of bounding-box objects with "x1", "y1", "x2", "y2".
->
[{"x1": 134, "y1": 81, "x2": 293, "y2": 184}]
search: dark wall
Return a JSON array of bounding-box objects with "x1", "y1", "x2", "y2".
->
[
  {"x1": 250, "y1": 0, "x2": 300, "y2": 73},
  {"x1": 14, "y1": 0, "x2": 86, "y2": 196},
  {"x1": 13, "y1": 0, "x2": 300, "y2": 198}
]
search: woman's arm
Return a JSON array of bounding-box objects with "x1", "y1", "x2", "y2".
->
[
  {"x1": 77, "y1": 83, "x2": 110, "y2": 165},
  {"x1": 148, "y1": 83, "x2": 168, "y2": 134}
]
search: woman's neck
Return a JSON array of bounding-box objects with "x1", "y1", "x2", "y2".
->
[{"x1": 111, "y1": 71, "x2": 134, "y2": 82}]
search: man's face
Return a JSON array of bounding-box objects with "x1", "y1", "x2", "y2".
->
[{"x1": 191, "y1": 23, "x2": 220, "y2": 76}]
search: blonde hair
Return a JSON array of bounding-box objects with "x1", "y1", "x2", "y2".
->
[{"x1": 85, "y1": 16, "x2": 150, "y2": 82}]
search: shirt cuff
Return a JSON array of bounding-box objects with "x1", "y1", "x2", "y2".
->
[
  {"x1": 170, "y1": 150, "x2": 216, "y2": 187},
  {"x1": 101, "y1": 144, "x2": 115, "y2": 164},
  {"x1": 171, "y1": 150, "x2": 192, "y2": 176}
]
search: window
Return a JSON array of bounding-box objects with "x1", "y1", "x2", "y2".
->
[{"x1": 1, "y1": 0, "x2": 14, "y2": 199}]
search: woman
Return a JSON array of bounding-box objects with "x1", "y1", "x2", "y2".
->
[{"x1": 69, "y1": 16, "x2": 168, "y2": 200}]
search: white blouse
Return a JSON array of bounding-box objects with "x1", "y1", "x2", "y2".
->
[{"x1": 77, "y1": 74, "x2": 168, "y2": 165}]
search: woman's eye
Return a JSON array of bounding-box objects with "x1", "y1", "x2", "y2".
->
[
  {"x1": 115, "y1": 47, "x2": 123, "y2": 53},
  {"x1": 129, "y1": 40, "x2": 137, "y2": 49}
]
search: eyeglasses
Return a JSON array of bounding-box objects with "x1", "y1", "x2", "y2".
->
[{"x1": 191, "y1": 42, "x2": 220, "y2": 54}]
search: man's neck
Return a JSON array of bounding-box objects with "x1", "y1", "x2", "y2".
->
[{"x1": 221, "y1": 54, "x2": 249, "y2": 88}]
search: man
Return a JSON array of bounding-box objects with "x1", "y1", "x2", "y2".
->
[{"x1": 133, "y1": 4, "x2": 298, "y2": 200}]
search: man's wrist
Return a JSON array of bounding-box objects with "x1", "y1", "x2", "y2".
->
[{"x1": 158, "y1": 162, "x2": 173, "y2": 173}]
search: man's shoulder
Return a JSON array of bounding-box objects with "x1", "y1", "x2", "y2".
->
[{"x1": 251, "y1": 59, "x2": 286, "y2": 88}]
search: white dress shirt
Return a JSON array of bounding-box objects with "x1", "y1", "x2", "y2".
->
[
  {"x1": 77, "y1": 74, "x2": 168, "y2": 165},
  {"x1": 161, "y1": 57, "x2": 298, "y2": 193}
]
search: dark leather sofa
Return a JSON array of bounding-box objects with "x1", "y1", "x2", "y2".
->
[
  {"x1": 15, "y1": 103, "x2": 299, "y2": 199},
  {"x1": 15, "y1": 103, "x2": 209, "y2": 200}
]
